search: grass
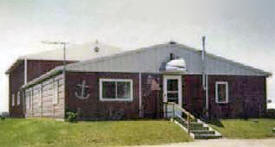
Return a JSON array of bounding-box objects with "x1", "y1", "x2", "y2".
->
[
  {"x1": 210, "y1": 119, "x2": 275, "y2": 139},
  {"x1": 0, "y1": 119, "x2": 192, "y2": 147}
]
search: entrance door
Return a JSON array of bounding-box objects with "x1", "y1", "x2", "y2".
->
[{"x1": 163, "y1": 75, "x2": 182, "y2": 117}]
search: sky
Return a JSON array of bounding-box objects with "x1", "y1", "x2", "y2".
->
[{"x1": 0, "y1": 0, "x2": 274, "y2": 112}]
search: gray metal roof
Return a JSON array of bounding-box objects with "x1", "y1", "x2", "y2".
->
[
  {"x1": 6, "y1": 41, "x2": 123, "y2": 74},
  {"x1": 20, "y1": 41, "x2": 122, "y2": 61},
  {"x1": 22, "y1": 42, "x2": 271, "y2": 88},
  {"x1": 65, "y1": 42, "x2": 271, "y2": 76}
]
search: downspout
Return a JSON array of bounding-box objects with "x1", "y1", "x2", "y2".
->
[
  {"x1": 24, "y1": 58, "x2": 27, "y2": 116},
  {"x1": 63, "y1": 43, "x2": 67, "y2": 120},
  {"x1": 139, "y1": 72, "x2": 143, "y2": 118},
  {"x1": 202, "y1": 36, "x2": 209, "y2": 117},
  {"x1": 24, "y1": 58, "x2": 27, "y2": 85}
]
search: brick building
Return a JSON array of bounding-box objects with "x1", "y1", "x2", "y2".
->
[
  {"x1": 7, "y1": 41, "x2": 271, "y2": 120},
  {"x1": 6, "y1": 41, "x2": 122, "y2": 117}
]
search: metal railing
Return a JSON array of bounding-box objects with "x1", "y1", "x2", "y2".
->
[{"x1": 163, "y1": 102, "x2": 196, "y2": 134}]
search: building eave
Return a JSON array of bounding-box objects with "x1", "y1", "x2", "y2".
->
[
  {"x1": 5, "y1": 57, "x2": 78, "y2": 75},
  {"x1": 5, "y1": 59, "x2": 24, "y2": 74},
  {"x1": 21, "y1": 67, "x2": 63, "y2": 89},
  {"x1": 201, "y1": 51, "x2": 272, "y2": 77}
]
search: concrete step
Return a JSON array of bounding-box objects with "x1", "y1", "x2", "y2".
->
[
  {"x1": 189, "y1": 126, "x2": 209, "y2": 131},
  {"x1": 191, "y1": 130, "x2": 215, "y2": 135},
  {"x1": 187, "y1": 122, "x2": 204, "y2": 128},
  {"x1": 178, "y1": 121, "x2": 209, "y2": 131},
  {"x1": 179, "y1": 121, "x2": 203, "y2": 127},
  {"x1": 188, "y1": 126, "x2": 209, "y2": 130},
  {"x1": 173, "y1": 117, "x2": 222, "y2": 140},
  {"x1": 194, "y1": 134, "x2": 222, "y2": 139}
]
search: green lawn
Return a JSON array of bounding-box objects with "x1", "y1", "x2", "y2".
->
[
  {"x1": 210, "y1": 119, "x2": 275, "y2": 139},
  {"x1": 0, "y1": 119, "x2": 192, "y2": 147}
]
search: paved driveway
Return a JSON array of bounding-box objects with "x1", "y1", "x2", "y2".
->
[{"x1": 136, "y1": 139, "x2": 275, "y2": 147}]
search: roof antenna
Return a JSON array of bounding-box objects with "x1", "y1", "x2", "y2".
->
[
  {"x1": 169, "y1": 40, "x2": 177, "y2": 45},
  {"x1": 41, "y1": 40, "x2": 68, "y2": 78},
  {"x1": 94, "y1": 39, "x2": 100, "y2": 52}
]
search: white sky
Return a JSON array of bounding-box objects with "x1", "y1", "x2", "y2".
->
[{"x1": 0, "y1": 0, "x2": 275, "y2": 112}]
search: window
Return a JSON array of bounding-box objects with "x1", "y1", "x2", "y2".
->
[
  {"x1": 12, "y1": 94, "x2": 15, "y2": 106},
  {"x1": 100, "y1": 79, "x2": 133, "y2": 101},
  {"x1": 53, "y1": 80, "x2": 59, "y2": 104},
  {"x1": 215, "y1": 81, "x2": 229, "y2": 103},
  {"x1": 17, "y1": 92, "x2": 20, "y2": 105},
  {"x1": 167, "y1": 79, "x2": 179, "y2": 104}
]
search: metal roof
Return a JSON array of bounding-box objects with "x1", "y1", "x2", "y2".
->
[
  {"x1": 5, "y1": 41, "x2": 123, "y2": 74},
  {"x1": 64, "y1": 42, "x2": 271, "y2": 76},
  {"x1": 22, "y1": 42, "x2": 272, "y2": 88}
]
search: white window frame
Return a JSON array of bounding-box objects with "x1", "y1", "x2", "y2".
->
[
  {"x1": 215, "y1": 81, "x2": 229, "y2": 104},
  {"x1": 12, "y1": 94, "x2": 15, "y2": 106},
  {"x1": 53, "y1": 80, "x2": 59, "y2": 105},
  {"x1": 17, "y1": 91, "x2": 20, "y2": 105},
  {"x1": 99, "y1": 79, "x2": 133, "y2": 101}
]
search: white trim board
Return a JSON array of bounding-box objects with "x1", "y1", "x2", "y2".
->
[
  {"x1": 163, "y1": 75, "x2": 182, "y2": 106},
  {"x1": 215, "y1": 81, "x2": 229, "y2": 104}
]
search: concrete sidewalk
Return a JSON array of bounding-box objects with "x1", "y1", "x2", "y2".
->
[{"x1": 136, "y1": 139, "x2": 275, "y2": 147}]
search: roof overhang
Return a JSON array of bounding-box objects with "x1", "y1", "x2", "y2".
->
[
  {"x1": 5, "y1": 57, "x2": 78, "y2": 75},
  {"x1": 5, "y1": 59, "x2": 24, "y2": 74},
  {"x1": 22, "y1": 67, "x2": 63, "y2": 89}
]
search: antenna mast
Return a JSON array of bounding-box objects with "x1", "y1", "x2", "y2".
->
[
  {"x1": 202, "y1": 36, "x2": 209, "y2": 117},
  {"x1": 41, "y1": 41, "x2": 68, "y2": 75}
]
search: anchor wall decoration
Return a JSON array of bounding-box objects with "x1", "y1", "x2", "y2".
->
[{"x1": 75, "y1": 80, "x2": 90, "y2": 100}]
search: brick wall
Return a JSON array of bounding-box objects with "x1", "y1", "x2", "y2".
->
[
  {"x1": 9, "y1": 61, "x2": 25, "y2": 117},
  {"x1": 208, "y1": 75, "x2": 266, "y2": 118},
  {"x1": 183, "y1": 75, "x2": 267, "y2": 118},
  {"x1": 65, "y1": 73, "x2": 267, "y2": 120},
  {"x1": 65, "y1": 72, "x2": 140, "y2": 120},
  {"x1": 183, "y1": 75, "x2": 205, "y2": 117},
  {"x1": 141, "y1": 73, "x2": 162, "y2": 118},
  {"x1": 27, "y1": 60, "x2": 74, "y2": 82}
]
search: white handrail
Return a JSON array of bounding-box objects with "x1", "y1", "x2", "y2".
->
[{"x1": 163, "y1": 102, "x2": 196, "y2": 134}]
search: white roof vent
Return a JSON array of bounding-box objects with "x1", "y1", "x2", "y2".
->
[{"x1": 165, "y1": 58, "x2": 187, "y2": 72}]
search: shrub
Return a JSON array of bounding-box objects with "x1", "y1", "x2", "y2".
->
[
  {"x1": 265, "y1": 109, "x2": 275, "y2": 118},
  {"x1": 0, "y1": 116, "x2": 5, "y2": 120},
  {"x1": 66, "y1": 112, "x2": 78, "y2": 123},
  {"x1": 1, "y1": 112, "x2": 9, "y2": 117}
]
